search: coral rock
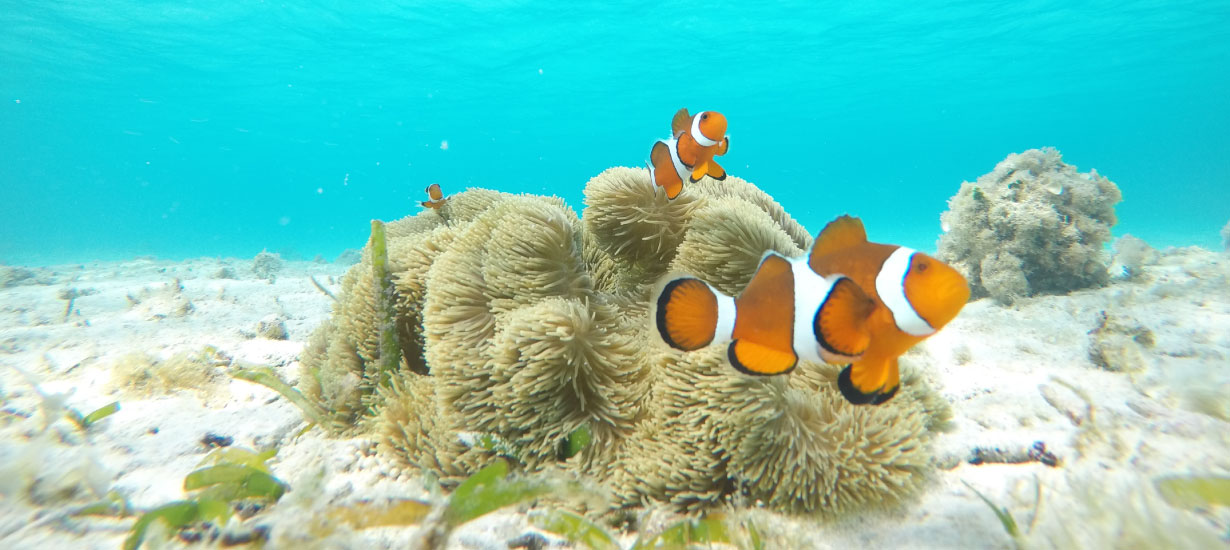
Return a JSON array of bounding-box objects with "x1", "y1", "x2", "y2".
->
[{"x1": 937, "y1": 148, "x2": 1122, "y2": 304}]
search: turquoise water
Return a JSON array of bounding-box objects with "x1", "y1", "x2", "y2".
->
[{"x1": 2, "y1": 1, "x2": 1228, "y2": 265}]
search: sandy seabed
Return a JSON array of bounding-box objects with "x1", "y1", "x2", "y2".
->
[{"x1": 1, "y1": 248, "x2": 1227, "y2": 549}]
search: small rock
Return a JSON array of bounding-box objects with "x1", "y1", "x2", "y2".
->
[
  {"x1": 202, "y1": 433, "x2": 233, "y2": 448},
  {"x1": 255, "y1": 315, "x2": 289, "y2": 340},
  {"x1": 252, "y1": 250, "x2": 283, "y2": 282}
]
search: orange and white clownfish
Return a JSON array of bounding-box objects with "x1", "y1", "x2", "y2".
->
[
  {"x1": 421, "y1": 183, "x2": 447, "y2": 210},
  {"x1": 648, "y1": 108, "x2": 730, "y2": 199},
  {"x1": 807, "y1": 215, "x2": 970, "y2": 405},
  {"x1": 654, "y1": 252, "x2": 877, "y2": 378},
  {"x1": 654, "y1": 215, "x2": 970, "y2": 406}
]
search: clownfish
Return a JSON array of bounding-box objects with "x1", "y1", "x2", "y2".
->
[
  {"x1": 421, "y1": 183, "x2": 447, "y2": 210},
  {"x1": 807, "y1": 216, "x2": 970, "y2": 405},
  {"x1": 654, "y1": 215, "x2": 970, "y2": 406},
  {"x1": 654, "y1": 252, "x2": 878, "y2": 379},
  {"x1": 648, "y1": 108, "x2": 730, "y2": 199}
]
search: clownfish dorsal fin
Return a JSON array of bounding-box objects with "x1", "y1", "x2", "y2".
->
[
  {"x1": 671, "y1": 108, "x2": 692, "y2": 136},
  {"x1": 810, "y1": 215, "x2": 868, "y2": 260}
]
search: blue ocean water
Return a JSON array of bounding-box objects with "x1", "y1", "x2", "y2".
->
[{"x1": 2, "y1": 1, "x2": 1228, "y2": 266}]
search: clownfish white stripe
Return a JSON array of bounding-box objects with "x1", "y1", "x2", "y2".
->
[
  {"x1": 665, "y1": 138, "x2": 692, "y2": 175},
  {"x1": 713, "y1": 291, "x2": 737, "y2": 344},
  {"x1": 876, "y1": 247, "x2": 935, "y2": 337},
  {"x1": 691, "y1": 113, "x2": 718, "y2": 147},
  {"x1": 790, "y1": 258, "x2": 832, "y2": 365}
]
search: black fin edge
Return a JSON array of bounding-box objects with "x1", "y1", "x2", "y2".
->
[
  {"x1": 656, "y1": 278, "x2": 712, "y2": 351},
  {"x1": 837, "y1": 365, "x2": 897, "y2": 405},
  {"x1": 727, "y1": 340, "x2": 797, "y2": 376},
  {"x1": 812, "y1": 278, "x2": 866, "y2": 359}
]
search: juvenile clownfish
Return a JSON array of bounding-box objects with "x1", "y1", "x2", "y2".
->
[
  {"x1": 421, "y1": 183, "x2": 447, "y2": 210},
  {"x1": 648, "y1": 108, "x2": 730, "y2": 199},
  {"x1": 807, "y1": 216, "x2": 970, "y2": 405},
  {"x1": 654, "y1": 252, "x2": 878, "y2": 378}
]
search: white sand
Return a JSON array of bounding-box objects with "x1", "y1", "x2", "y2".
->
[{"x1": 1, "y1": 248, "x2": 1227, "y2": 549}]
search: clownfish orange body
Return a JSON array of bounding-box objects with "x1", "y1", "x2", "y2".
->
[
  {"x1": 807, "y1": 216, "x2": 970, "y2": 405},
  {"x1": 421, "y1": 183, "x2": 446, "y2": 210},
  {"x1": 654, "y1": 251, "x2": 877, "y2": 379},
  {"x1": 648, "y1": 108, "x2": 730, "y2": 199},
  {"x1": 654, "y1": 215, "x2": 970, "y2": 406}
]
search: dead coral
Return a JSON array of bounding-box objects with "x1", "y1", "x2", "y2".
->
[
  {"x1": 937, "y1": 148, "x2": 1122, "y2": 304},
  {"x1": 1112, "y1": 235, "x2": 1157, "y2": 280},
  {"x1": 1087, "y1": 311, "x2": 1153, "y2": 373},
  {"x1": 110, "y1": 348, "x2": 227, "y2": 397},
  {"x1": 252, "y1": 250, "x2": 283, "y2": 282},
  {"x1": 0, "y1": 265, "x2": 56, "y2": 288},
  {"x1": 254, "y1": 315, "x2": 289, "y2": 340}
]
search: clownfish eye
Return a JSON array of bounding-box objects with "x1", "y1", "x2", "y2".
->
[
  {"x1": 700, "y1": 113, "x2": 709, "y2": 120},
  {"x1": 914, "y1": 260, "x2": 929, "y2": 272}
]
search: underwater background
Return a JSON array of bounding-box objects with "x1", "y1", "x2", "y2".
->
[{"x1": 2, "y1": 0, "x2": 1228, "y2": 266}]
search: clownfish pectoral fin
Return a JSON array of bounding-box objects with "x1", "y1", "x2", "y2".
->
[
  {"x1": 716, "y1": 136, "x2": 729, "y2": 156},
  {"x1": 671, "y1": 108, "x2": 692, "y2": 136},
  {"x1": 650, "y1": 141, "x2": 685, "y2": 199},
  {"x1": 655, "y1": 276, "x2": 726, "y2": 351},
  {"x1": 837, "y1": 358, "x2": 899, "y2": 406},
  {"x1": 705, "y1": 159, "x2": 727, "y2": 181},
  {"x1": 808, "y1": 215, "x2": 868, "y2": 269},
  {"x1": 689, "y1": 161, "x2": 709, "y2": 183},
  {"x1": 813, "y1": 277, "x2": 875, "y2": 363},
  {"x1": 728, "y1": 339, "x2": 797, "y2": 375}
]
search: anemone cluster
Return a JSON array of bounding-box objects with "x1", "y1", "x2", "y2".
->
[{"x1": 297, "y1": 167, "x2": 951, "y2": 516}]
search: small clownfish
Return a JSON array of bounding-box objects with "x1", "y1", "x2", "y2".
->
[
  {"x1": 648, "y1": 108, "x2": 730, "y2": 199},
  {"x1": 654, "y1": 252, "x2": 878, "y2": 379},
  {"x1": 421, "y1": 183, "x2": 447, "y2": 210},
  {"x1": 807, "y1": 216, "x2": 970, "y2": 405}
]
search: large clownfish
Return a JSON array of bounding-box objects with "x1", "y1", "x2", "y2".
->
[
  {"x1": 654, "y1": 251, "x2": 878, "y2": 380},
  {"x1": 654, "y1": 215, "x2": 970, "y2": 406},
  {"x1": 648, "y1": 108, "x2": 730, "y2": 199}
]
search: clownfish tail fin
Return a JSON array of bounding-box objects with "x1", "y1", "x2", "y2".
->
[
  {"x1": 655, "y1": 276, "x2": 726, "y2": 351},
  {"x1": 650, "y1": 140, "x2": 684, "y2": 199}
]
